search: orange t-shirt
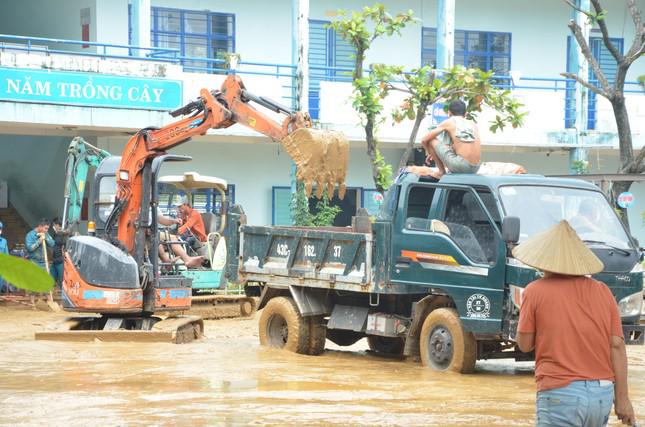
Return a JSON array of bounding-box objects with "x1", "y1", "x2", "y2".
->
[
  {"x1": 178, "y1": 209, "x2": 207, "y2": 242},
  {"x1": 518, "y1": 275, "x2": 623, "y2": 391}
]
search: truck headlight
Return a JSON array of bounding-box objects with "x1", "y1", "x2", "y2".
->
[{"x1": 618, "y1": 291, "x2": 643, "y2": 318}]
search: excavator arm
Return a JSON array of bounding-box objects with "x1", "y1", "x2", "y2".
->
[
  {"x1": 112, "y1": 74, "x2": 349, "y2": 253},
  {"x1": 62, "y1": 137, "x2": 111, "y2": 232}
]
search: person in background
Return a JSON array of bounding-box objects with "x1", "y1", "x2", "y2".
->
[
  {"x1": 515, "y1": 220, "x2": 636, "y2": 426},
  {"x1": 0, "y1": 220, "x2": 10, "y2": 293},
  {"x1": 50, "y1": 217, "x2": 66, "y2": 287},
  {"x1": 25, "y1": 218, "x2": 55, "y2": 270}
]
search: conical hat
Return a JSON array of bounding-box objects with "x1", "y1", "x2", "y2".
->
[{"x1": 511, "y1": 220, "x2": 603, "y2": 276}]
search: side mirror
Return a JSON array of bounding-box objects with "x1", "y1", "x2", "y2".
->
[{"x1": 502, "y1": 216, "x2": 520, "y2": 244}]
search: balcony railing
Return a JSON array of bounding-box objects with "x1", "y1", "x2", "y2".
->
[{"x1": 1, "y1": 34, "x2": 642, "y2": 132}]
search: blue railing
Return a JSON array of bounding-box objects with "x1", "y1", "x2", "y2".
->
[
  {"x1": 0, "y1": 34, "x2": 179, "y2": 62},
  {"x1": 1, "y1": 34, "x2": 643, "y2": 127}
]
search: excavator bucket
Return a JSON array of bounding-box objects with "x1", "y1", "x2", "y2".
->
[{"x1": 280, "y1": 128, "x2": 349, "y2": 199}]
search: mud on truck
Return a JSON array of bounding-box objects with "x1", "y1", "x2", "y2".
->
[{"x1": 227, "y1": 172, "x2": 644, "y2": 373}]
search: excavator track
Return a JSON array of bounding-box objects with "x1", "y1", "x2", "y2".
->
[
  {"x1": 162, "y1": 295, "x2": 258, "y2": 320},
  {"x1": 35, "y1": 315, "x2": 203, "y2": 343}
]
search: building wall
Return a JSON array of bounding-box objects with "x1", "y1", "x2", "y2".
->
[
  {"x1": 0, "y1": 0, "x2": 98, "y2": 52},
  {"x1": 0, "y1": 135, "x2": 69, "y2": 226}
]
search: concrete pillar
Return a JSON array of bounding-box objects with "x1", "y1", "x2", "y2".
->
[
  {"x1": 568, "y1": 0, "x2": 591, "y2": 174},
  {"x1": 290, "y1": 0, "x2": 310, "y2": 223},
  {"x1": 293, "y1": 0, "x2": 309, "y2": 112},
  {"x1": 436, "y1": 0, "x2": 455, "y2": 69},
  {"x1": 130, "y1": 0, "x2": 151, "y2": 57}
]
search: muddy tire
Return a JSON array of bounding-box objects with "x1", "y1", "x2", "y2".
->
[
  {"x1": 419, "y1": 308, "x2": 476, "y2": 373},
  {"x1": 307, "y1": 316, "x2": 327, "y2": 355},
  {"x1": 259, "y1": 297, "x2": 309, "y2": 354},
  {"x1": 239, "y1": 297, "x2": 257, "y2": 317},
  {"x1": 367, "y1": 335, "x2": 405, "y2": 355},
  {"x1": 326, "y1": 329, "x2": 363, "y2": 347}
]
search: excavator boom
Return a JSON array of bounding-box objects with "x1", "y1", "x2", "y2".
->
[
  {"x1": 114, "y1": 74, "x2": 349, "y2": 252},
  {"x1": 62, "y1": 137, "x2": 111, "y2": 232}
]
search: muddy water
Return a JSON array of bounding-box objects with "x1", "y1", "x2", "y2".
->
[{"x1": 0, "y1": 306, "x2": 643, "y2": 427}]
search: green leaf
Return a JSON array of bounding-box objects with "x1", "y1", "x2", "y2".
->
[{"x1": 0, "y1": 253, "x2": 55, "y2": 292}]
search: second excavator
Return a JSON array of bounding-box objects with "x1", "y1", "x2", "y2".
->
[{"x1": 36, "y1": 74, "x2": 349, "y2": 343}]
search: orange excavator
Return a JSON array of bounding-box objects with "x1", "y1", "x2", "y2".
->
[{"x1": 36, "y1": 75, "x2": 349, "y2": 343}]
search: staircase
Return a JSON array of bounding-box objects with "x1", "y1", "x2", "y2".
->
[{"x1": 0, "y1": 204, "x2": 31, "y2": 250}]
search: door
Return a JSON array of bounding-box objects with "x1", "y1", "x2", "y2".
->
[{"x1": 390, "y1": 183, "x2": 506, "y2": 333}]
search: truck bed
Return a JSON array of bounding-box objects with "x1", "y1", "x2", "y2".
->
[{"x1": 238, "y1": 224, "x2": 376, "y2": 292}]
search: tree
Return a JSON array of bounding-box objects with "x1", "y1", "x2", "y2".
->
[
  {"x1": 375, "y1": 65, "x2": 525, "y2": 171},
  {"x1": 562, "y1": 0, "x2": 644, "y2": 217},
  {"x1": 327, "y1": 4, "x2": 416, "y2": 192},
  {"x1": 329, "y1": 4, "x2": 526, "y2": 190}
]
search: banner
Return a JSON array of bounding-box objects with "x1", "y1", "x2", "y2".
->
[{"x1": 0, "y1": 67, "x2": 182, "y2": 111}]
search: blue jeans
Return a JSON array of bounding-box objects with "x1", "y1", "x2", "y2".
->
[
  {"x1": 51, "y1": 262, "x2": 64, "y2": 286},
  {"x1": 536, "y1": 380, "x2": 614, "y2": 427}
]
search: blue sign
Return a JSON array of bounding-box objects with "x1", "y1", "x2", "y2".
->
[
  {"x1": 432, "y1": 103, "x2": 449, "y2": 125},
  {"x1": 0, "y1": 67, "x2": 182, "y2": 110},
  {"x1": 617, "y1": 192, "x2": 635, "y2": 209}
]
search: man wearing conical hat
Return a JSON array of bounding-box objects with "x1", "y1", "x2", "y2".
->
[{"x1": 515, "y1": 221, "x2": 635, "y2": 426}]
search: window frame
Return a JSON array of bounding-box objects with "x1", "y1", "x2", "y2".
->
[
  {"x1": 129, "y1": 6, "x2": 235, "y2": 72},
  {"x1": 421, "y1": 27, "x2": 512, "y2": 75}
]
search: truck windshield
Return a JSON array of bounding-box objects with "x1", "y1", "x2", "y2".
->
[{"x1": 498, "y1": 185, "x2": 632, "y2": 250}]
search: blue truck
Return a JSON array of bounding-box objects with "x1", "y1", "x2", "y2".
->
[{"x1": 229, "y1": 172, "x2": 644, "y2": 373}]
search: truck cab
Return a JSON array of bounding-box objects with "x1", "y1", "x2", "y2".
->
[
  {"x1": 388, "y1": 172, "x2": 643, "y2": 345},
  {"x1": 242, "y1": 171, "x2": 644, "y2": 372}
]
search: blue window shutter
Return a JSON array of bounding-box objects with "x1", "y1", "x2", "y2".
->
[
  {"x1": 308, "y1": 20, "x2": 355, "y2": 119},
  {"x1": 272, "y1": 187, "x2": 292, "y2": 225},
  {"x1": 587, "y1": 37, "x2": 623, "y2": 129}
]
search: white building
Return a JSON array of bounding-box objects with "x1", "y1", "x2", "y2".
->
[{"x1": 0, "y1": 0, "x2": 643, "y2": 244}]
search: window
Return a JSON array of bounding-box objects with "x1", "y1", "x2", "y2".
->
[
  {"x1": 96, "y1": 176, "x2": 117, "y2": 224},
  {"x1": 421, "y1": 27, "x2": 511, "y2": 75},
  {"x1": 440, "y1": 189, "x2": 497, "y2": 264},
  {"x1": 157, "y1": 183, "x2": 235, "y2": 216},
  {"x1": 129, "y1": 7, "x2": 235, "y2": 72},
  {"x1": 308, "y1": 20, "x2": 356, "y2": 119}
]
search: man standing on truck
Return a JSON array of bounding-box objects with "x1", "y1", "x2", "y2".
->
[
  {"x1": 514, "y1": 220, "x2": 636, "y2": 426},
  {"x1": 420, "y1": 100, "x2": 481, "y2": 178}
]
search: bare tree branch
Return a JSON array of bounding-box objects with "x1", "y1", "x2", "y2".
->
[
  {"x1": 568, "y1": 20, "x2": 612, "y2": 93},
  {"x1": 563, "y1": 0, "x2": 590, "y2": 16},
  {"x1": 625, "y1": 145, "x2": 645, "y2": 173},
  {"x1": 623, "y1": 0, "x2": 645, "y2": 63},
  {"x1": 627, "y1": 0, "x2": 643, "y2": 35},
  {"x1": 590, "y1": 0, "x2": 623, "y2": 62},
  {"x1": 560, "y1": 72, "x2": 610, "y2": 98}
]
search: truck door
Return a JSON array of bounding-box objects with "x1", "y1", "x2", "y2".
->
[{"x1": 390, "y1": 183, "x2": 506, "y2": 334}]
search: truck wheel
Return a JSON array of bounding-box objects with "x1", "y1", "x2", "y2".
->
[
  {"x1": 367, "y1": 335, "x2": 405, "y2": 355},
  {"x1": 326, "y1": 329, "x2": 363, "y2": 346},
  {"x1": 307, "y1": 316, "x2": 326, "y2": 355},
  {"x1": 419, "y1": 308, "x2": 476, "y2": 373},
  {"x1": 259, "y1": 297, "x2": 309, "y2": 354}
]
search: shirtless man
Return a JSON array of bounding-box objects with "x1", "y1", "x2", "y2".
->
[{"x1": 420, "y1": 100, "x2": 481, "y2": 179}]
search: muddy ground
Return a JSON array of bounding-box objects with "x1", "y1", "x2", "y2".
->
[{"x1": 0, "y1": 305, "x2": 643, "y2": 426}]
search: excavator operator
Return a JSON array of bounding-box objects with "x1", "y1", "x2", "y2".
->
[
  {"x1": 175, "y1": 196, "x2": 206, "y2": 247},
  {"x1": 157, "y1": 211, "x2": 203, "y2": 268}
]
